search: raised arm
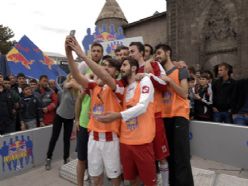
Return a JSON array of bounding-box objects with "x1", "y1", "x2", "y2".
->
[{"x1": 65, "y1": 36, "x2": 89, "y2": 88}]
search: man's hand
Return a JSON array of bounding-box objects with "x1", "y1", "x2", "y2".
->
[
  {"x1": 42, "y1": 107, "x2": 48, "y2": 113},
  {"x1": 135, "y1": 73, "x2": 145, "y2": 81},
  {"x1": 40, "y1": 121, "x2": 45, "y2": 127},
  {"x1": 65, "y1": 36, "x2": 86, "y2": 60},
  {"x1": 161, "y1": 74, "x2": 171, "y2": 83},
  {"x1": 194, "y1": 93, "x2": 201, "y2": 100},
  {"x1": 94, "y1": 112, "x2": 121, "y2": 123},
  {"x1": 75, "y1": 120, "x2": 80, "y2": 131},
  {"x1": 213, "y1": 107, "x2": 219, "y2": 112},
  {"x1": 21, "y1": 122, "x2": 26, "y2": 131}
]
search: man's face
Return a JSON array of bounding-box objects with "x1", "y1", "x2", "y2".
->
[
  {"x1": 120, "y1": 49, "x2": 129, "y2": 60},
  {"x1": 17, "y1": 76, "x2": 26, "y2": 87},
  {"x1": 144, "y1": 46, "x2": 152, "y2": 61},
  {"x1": 49, "y1": 80, "x2": 56, "y2": 89},
  {"x1": 3, "y1": 80, "x2": 11, "y2": 89},
  {"x1": 39, "y1": 77, "x2": 48, "y2": 88},
  {"x1": 155, "y1": 49, "x2": 167, "y2": 66},
  {"x1": 91, "y1": 46, "x2": 103, "y2": 63},
  {"x1": 199, "y1": 77, "x2": 208, "y2": 86},
  {"x1": 129, "y1": 45, "x2": 143, "y2": 61},
  {"x1": 120, "y1": 60, "x2": 132, "y2": 79},
  {"x1": 115, "y1": 51, "x2": 122, "y2": 61},
  {"x1": 8, "y1": 75, "x2": 16, "y2": 85},
  {"x1": 23, "y1": 86, "x2": 32, "y2": 96},
  {"x1": 30, "y1": 82, "x2": 38, "y2": 91},
  {"x1": 218, "y1": 66, "x2": 228, "y2": 78},
  {"x1": 101, "y1": 60, "x2": 117, "y2": 78}
]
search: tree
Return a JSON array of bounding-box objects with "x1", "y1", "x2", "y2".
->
[{"x1": 0, "y1": 25, "x2": 15, "y2": 55}]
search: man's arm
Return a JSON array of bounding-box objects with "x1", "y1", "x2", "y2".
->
[
  {"x1": 75, "y1": 92, "x2": 84, "y2": 131},
  {"x1": 162, "y1": 75, "x2": 188, "y2": 99},
  {"x1": 95, "y1": 76, "x2": 154, "y2": 123},
  {"x1": 67, "y1": 37, "x2": 117, "y2": 90}
]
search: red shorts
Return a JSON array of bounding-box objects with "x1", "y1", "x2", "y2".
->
[
  {"x1": 120, "y1": 143, "x2": 156, "y2": 186},
  {"x1": 153, "y1": 117, "x2": 170, "y2": 160}
]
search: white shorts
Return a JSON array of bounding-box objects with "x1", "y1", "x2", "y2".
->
[{"x1": 87, "y1": 133, "x2": 121, "y2": 178}]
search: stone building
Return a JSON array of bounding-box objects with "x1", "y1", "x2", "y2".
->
[
  {"x1": 96, "y1": 0, "x2": 248, "y2": 78},
  {"x1": 167, "y1": 0, "x2": 248, "y2": 78}
]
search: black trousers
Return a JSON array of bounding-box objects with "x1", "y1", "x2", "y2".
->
[
  {"x1": 47, "y1": 114, "x2": 74, "y2": 161},
  {"x1": 164, "y1": 117, "x2": 194, "y2": 186}
]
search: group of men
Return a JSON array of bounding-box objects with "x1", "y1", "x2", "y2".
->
[{"x1": 65, "y1": 36, "x2": 194, "y2": 186}]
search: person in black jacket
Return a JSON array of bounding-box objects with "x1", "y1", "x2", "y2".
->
[
  {"x1": 212, "y1": 63, "x2": 235, "y2": 123},
  {"x1": 231, "y1": 78, "x2": 248, "y2": 126},
  {"x1": 0, "y1": 75, "x2": 16, "y2": 135},
  {"x1": 19, "y1": 84, "x2": 43, "y2": 130}
]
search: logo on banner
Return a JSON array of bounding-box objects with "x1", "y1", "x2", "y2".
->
[
  {"x1": 0, "y1": 135, "x2": 33, "y2": 172},
  {"x1": 82, "y1": 24, "x2": 125, "y2": 54}
]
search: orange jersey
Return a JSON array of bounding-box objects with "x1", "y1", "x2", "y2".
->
[
  {"x1": 88, "y1": 84, "x2": 122, "y2": 135},
  {"x1": 120, "y1": 81, "x2": 155, "y2": 145},
  {"x1": 162, "y1": 68, "x2": 190, "y2": 119}
]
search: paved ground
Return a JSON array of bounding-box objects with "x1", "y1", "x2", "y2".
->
[{"x1": 1, "y1": 156, "x2": 248, "y2": 186}]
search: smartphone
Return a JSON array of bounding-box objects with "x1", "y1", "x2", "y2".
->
[{"x1": 69, "y1": 30, "x2": 76, "y2": 36}]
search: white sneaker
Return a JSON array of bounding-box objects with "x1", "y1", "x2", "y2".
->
[{"x1": 84, "y1": 169, "x2": 89, "y2": 181}]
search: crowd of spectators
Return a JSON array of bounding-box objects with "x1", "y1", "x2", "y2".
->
[
  {"x1": 0, "y1": 73, "x2": 58, "y2": 135},
  {"x1": 188, "y1": 62, "x2": 248, "y2": 126}
]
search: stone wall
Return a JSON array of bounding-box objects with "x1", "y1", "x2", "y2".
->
[{"x1": 167, "y1": 0, "x2": 248, "y2": 78}]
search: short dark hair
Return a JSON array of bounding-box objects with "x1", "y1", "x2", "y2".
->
[
  {"x1": 121, "y1": 57, "x2": 139, "y2": 73},
  {"x1": 91, "y1": 42, "x2": 103, "y2": 53},
  {"x1": 120, "y1": 46, "x2": 129, "y2": 51},
  {"x1": 144, "y1": 44, "x2": 154, "y2": 55},
  {"x1": 39, "y1": 75, "x2": 48, "y2": 81},
  {"x1": 200, "y1": 72, "x2": 210, "y2": 80},
  {"x1": 155, "y1": 44, "x2": 172, "y2": 58},
  {"x1": 218, "y1": 62, "x2": 233, "y2": 76},
  {"x1": 4, "y1": 77, "x2": 10, "y2": 81},
  {"x1": 22, "y1": 83, "x2": 30, "y2": 91},
  {"x1": 29, "y1": 79, "x2": 38, "y2": 84},
  {"x1": 104, "y1": 58, "x2": 121, "y2": 70},
  {"x1": 129, "y1": 42, "x2": 145, "y2": 55},
  {"x1": 114, "y1": 46, "x2": 121, "y2": 53},
  {"x1": 17, "y1": 73, "x2": 25, "y2": 78},
  {"x1": 102, "y1": 55, "x2": 112, "y2": 61}
]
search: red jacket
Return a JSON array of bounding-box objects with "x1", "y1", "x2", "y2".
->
[{"x1": 34, "y1": 87, "x2": 58, "y2": 125}]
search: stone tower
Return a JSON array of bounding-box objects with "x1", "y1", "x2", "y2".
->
[
  {"x1": 166, "y1": 0, "x2": 248, "y2": 78},
  {"x1": 95, "y1": 0, "x2": 128, "y2": 33}
]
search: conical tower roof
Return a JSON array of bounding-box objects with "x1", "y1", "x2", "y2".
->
[{"x1": 96, "y1": 0, "x2": 128, "y2": 24}]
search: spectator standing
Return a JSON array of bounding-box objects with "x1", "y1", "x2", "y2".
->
[
  {"x1": 34, "y1": 75, "x2": 58, "y2": 126},
  {"x1": 194, "y1": 73, "x2": 213, "y2": 121},
  {"x1": 231, "y1": 78, "x2": 248, "y2": 126},
  {"x1": 45, "y1": 75, "x2": 80, "y2": 170},
  {"x1": 0, "y1": 75, "x2": 16, "y2": 135},
  {"x1": 212, "y1": 63, "x2": 235, "y2": 123},
  {"x1": 19, "y1": 84, "x2": 43, "y2": 130},
  {"x1": 12, "y1": 73, "x2": 26, "y2": 131}
]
